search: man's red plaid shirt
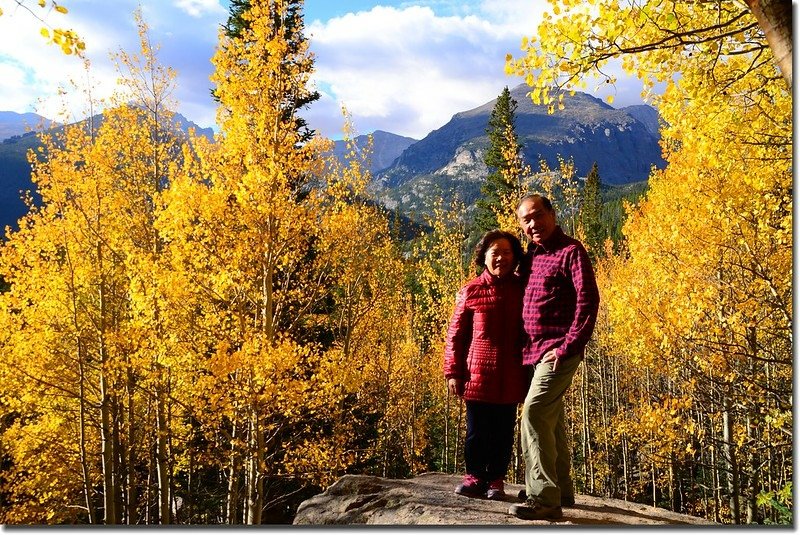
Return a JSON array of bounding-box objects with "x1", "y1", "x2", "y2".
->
[{"x1": 520, "y1": 226, "x2": 600, "y2": 365}]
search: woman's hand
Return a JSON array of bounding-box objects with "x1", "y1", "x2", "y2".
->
[{"x1": 447, "y1": 378, "x2": 460, "y2": 397}]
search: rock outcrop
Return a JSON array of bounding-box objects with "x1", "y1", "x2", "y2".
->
[{"x1": 294, "y1": 472, "x2": 717, "y2": 526}]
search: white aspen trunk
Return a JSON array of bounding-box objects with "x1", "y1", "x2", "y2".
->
[
  {"x1": 245, "y1": 410, "x2": 264, "y2": 525},
  {"x1": 145, "y1": 421, "x2": 153, "y2": 524},
  {"x1": 382, "y1": 322, "x2": 394, "y2": 478},
  {"x1": 156, "y1": 378, "x2": 171, "y2": 524},
  {"x1": 723, "y1": 399, "x2": 741, "y2": 524},
  {"x1": 410, "y1": 347, "x2": 420, "y2": 474},
  {"x1": 621, "y1": 434, "x2": 629, "y2": 501},
  {"x1": 454, "y1": 401, "x2": 464, "y2": 473},
  {"x1": 744, "y1": 0, "x2": 792, "y2": 87},
  {"x1": 581, "y1": 366, "x2": 594, "y2": 493},
  {"x1": 254, "y1": 415, "x2": 265, "y2": 525},
  {"x1": 112, "y1": 400, "x2": 125, "y2": 521},
  {"x1": 77, "y1": 345, "x2": 97, "y2": 524},
  {"x1": 98, "y1": 246, "x2": 118, "y2": 524},
  {"x1": 226, "y1": 421, "x2": 240, "y2": 524},
  {"x1": 126, "y1": 366, "x2": 137, "y2": 524},
  {"x1": 745, "y1": 414, "x2": 757, "y2": 524},
  {"x1": 668, "y1": 456, "x2": 675, "y2": 511},
  {"x1": 710, "y1": 413, "x2": 721, "y2": 523},
  {"x1": 611, "y1": 352, "x2": 628, "y2": 500},
  {"x1": 599, "y1": 355, "x2": 611, "y2": 495},
  {"x1": 651, "y1": 460, "x2": 657, "y2": 507}
]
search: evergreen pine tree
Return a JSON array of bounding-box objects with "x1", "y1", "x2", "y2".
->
[
  {"x1": 474, "y1": 86, "x2": 522, "y2": 233},
  {"x1": 580, "y1": 161, "x2": 605, "y2": 260}
]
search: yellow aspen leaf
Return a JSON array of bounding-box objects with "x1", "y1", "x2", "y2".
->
[
  {"x1": 55, "y1": 4, "x2": 68, "y2": 14},
  {"x1": 40, "y1": 27, "x2": 50, "y2": 38}
]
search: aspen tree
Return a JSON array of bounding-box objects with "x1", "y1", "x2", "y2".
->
[
  {"x1": 157, "y1": 0, "x2": 332, "y2": 523},
  {"x1": 408, "y1": 200, "x2": 471, "y2": 475},
  {"x1": 0, "y1": 10, "x2": 194, "y2": 524}
]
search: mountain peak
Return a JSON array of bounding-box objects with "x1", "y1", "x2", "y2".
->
[
  {"x1": 459, "y1": 84, "x2": 615, "y2": 121},
  {"x1": 328, "y1": 131, "x2": 418, "y2": 174},
  {"x1": 379, "y1": 88, "x2": 662, "y2": 188},
  {"x1": 0, "y1": 111, "x2": 58, "y2": 142},
  {"x1": 0, "y1": 108, "x2": 215, "y2": 238},
  {"x1": 371, "y1": 88, "x2": 664, "y2": 219}
]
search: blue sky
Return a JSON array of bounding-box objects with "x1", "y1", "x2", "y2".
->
[{"x1": 0, "y1": 0, "x2": 646, "y2": 140}]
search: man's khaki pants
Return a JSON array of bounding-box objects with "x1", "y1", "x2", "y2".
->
[{"x1": 521, "y1": 355, "x2": 582, "y2": 507}]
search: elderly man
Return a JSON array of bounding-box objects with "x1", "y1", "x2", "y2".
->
[{"x1": 508, "y1": 194, "x2": 600, "y2": 521}]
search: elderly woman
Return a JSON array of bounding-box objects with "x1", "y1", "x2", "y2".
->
[{"x1": 444, "y1": 229, "x2": 529, "y2": 500}]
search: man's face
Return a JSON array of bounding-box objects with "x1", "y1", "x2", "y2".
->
[{"x1": 517, "y1": 197, "x2": 556, "y2": 244}]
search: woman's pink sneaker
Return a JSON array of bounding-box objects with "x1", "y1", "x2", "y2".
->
[
  {"x1": 486, "y1": 479, "x2": 505, "y2": 500},
  {"x1": 454, "y1": 474, "x2": 486, "y2": 497}
]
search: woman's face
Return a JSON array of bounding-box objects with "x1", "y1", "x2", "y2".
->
[{"x1": 484, "y1": 238, "x2": 515, "y2": 278}]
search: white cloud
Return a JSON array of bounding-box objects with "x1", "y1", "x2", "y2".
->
[
  {"x1": 0, "y1": 0, "x2": 648, "y2": 142},
  {"x1": 477, "y1": 0, "x2": 649, "y2": 108},
  {"x1": 476, "y1": 0, "x2": 549, "y2": 33},
  {"x1": 305, "y1": 4, "x2": 533, "y2": 139},
  {"x1": 0, "y1": 0, "x2": 224, "y2": 126},
  {"x1": 0, "y1": 60, "x2": 33, "y2": 112},
  {"x1": 174, "y1": 0, "x2": 226, "y2": 18},
  {"x1": 304, "y1": 1, "x2": 649, "y2": 140},
  {"x1": 0, "y1": 7, "x2": 98, "y2": 120}
]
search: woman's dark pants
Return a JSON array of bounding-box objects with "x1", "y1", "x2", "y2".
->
[{"x1": 464, "y1": 400, "x2": 517, "y2": 482}]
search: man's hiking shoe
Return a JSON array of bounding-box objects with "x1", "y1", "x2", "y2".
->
[
  {"x1": 454, "y1": 474, "x2": 486, "y2": 498},
  {"x1": 509, "y1": 499, "x2": 563, "y2": 521},
  {"x1": 486, "y1": 479, "x2": 505, "y2": 500},
  {"x1": 517, "y1": 490, "x2": 575, "y2": 507}
]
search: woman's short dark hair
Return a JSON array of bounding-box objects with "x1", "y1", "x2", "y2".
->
[{"x1": 473, "y1": 229, "x2": 525, "y2": 270}]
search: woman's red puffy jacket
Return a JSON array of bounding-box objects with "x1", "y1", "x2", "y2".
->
[{"x1": 444, "y1": 269, "x2": 529, "y2": 404}]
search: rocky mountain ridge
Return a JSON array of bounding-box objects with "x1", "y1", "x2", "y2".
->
[
  {"x1": 0, "y1": 111, "x2": 57, "y2": 141},
  {"x1": 378, "y1": 84, "x2": 663, "y2": 186},
  {"x1": 0, "y1": 86, "x2": 662, "y2": 236},
  {"x1": 368, "y1": 84, "x2": 663, "y2": 219},
  {"x1": 329, "y1": 130, "x2": 417, "y2": 175},
  {"x1": 0, "y1": 111, "x2": 213, "y2": 237}
]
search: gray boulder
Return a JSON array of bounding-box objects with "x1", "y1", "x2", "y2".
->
[{"x1": 293, "y1": 472, "x2": 717, "y2": 526}]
